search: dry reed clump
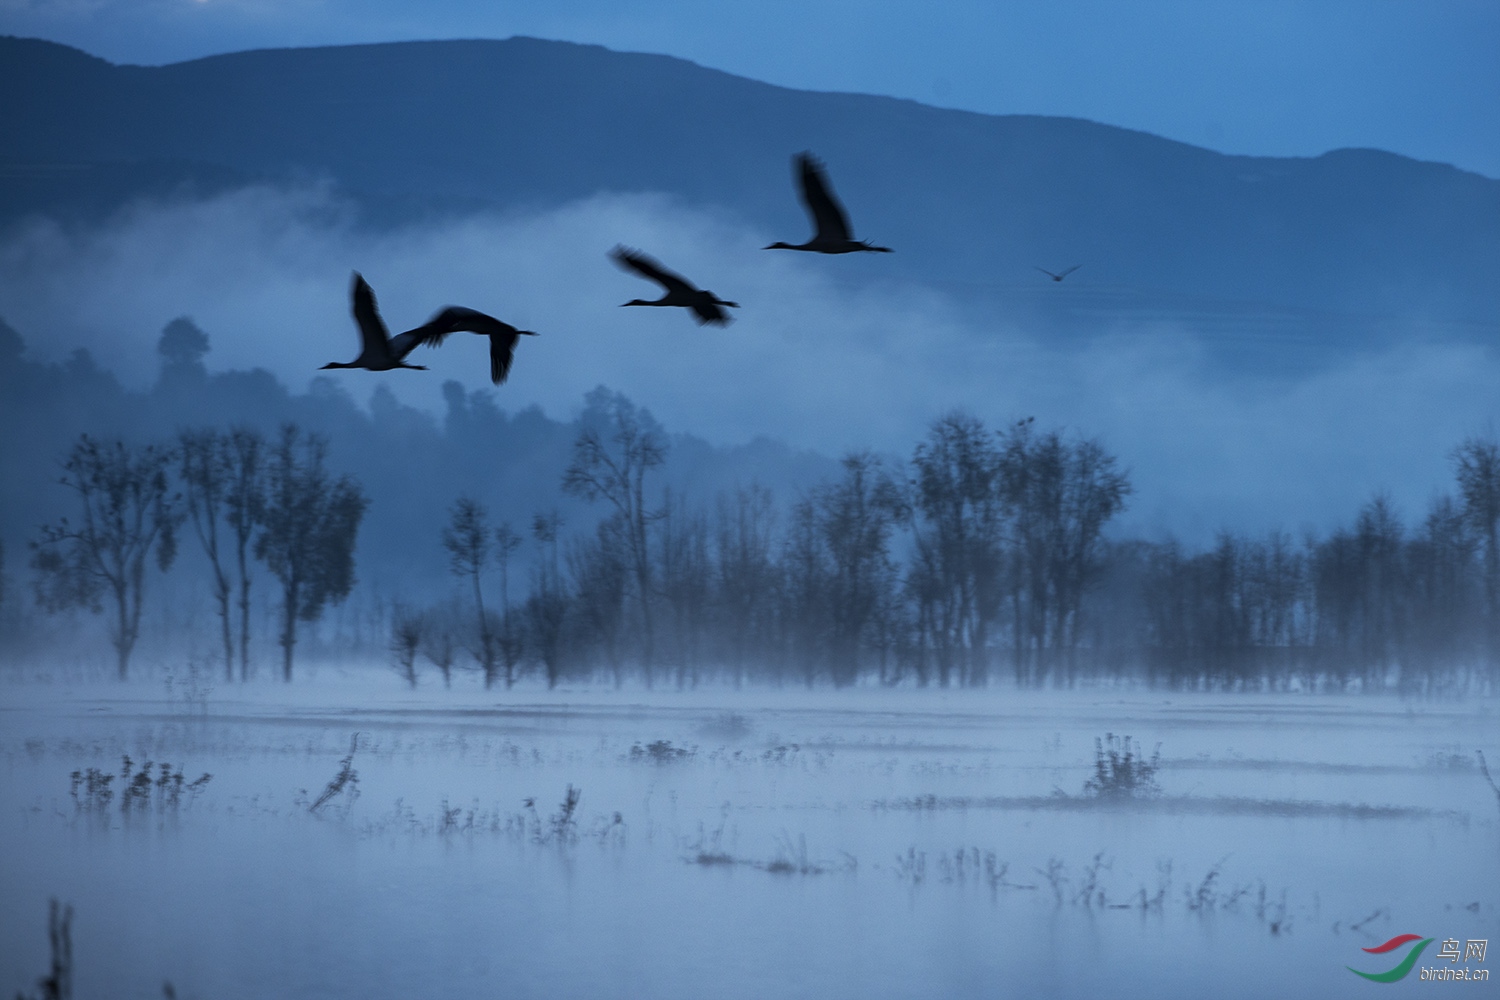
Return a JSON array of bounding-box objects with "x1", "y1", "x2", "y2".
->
[
  {"x1": 69, "y1": 757, "x2": 211, "y2": 815},
  {"x1": 1082, "y1": 733, "x2": 1162, "y2": 799},
  {"x1": 628, "y1": 740, "x2": 695, "y2": 763}
]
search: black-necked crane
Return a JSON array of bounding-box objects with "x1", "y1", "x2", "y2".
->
[
  {"x1": 1036, "y1": 265, "x2": 1082, "y2": 282},
  {"x1": 400, "y1": 307, "x2": 538, "y2": 385},
  {"x1": 610, "y1": 246, "x2": 739, "y2": 326},
  {"x1": 320, "y1": 272, "x2": 436, "y2": 374},
  {"x1": 765, "y1": 152, "x2": 892, "y2": 254}
]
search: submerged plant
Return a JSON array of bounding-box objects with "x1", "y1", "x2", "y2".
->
[
  {"x1": 310, "y1": 734, "x2": 361, "y2": 816},
  {"x1": 14, "y1": 899, "x2": 72, "y2": 1000},
  {"x1": 1478, "y1": 750, "x2": 1500, "y2": 815},
  {"x1": 628, "y1": 740, "x2": 695, "y2": 763},
  {"x1": 71, "y1": 758, "x2": 209, "y2": 816},
  {"x1": 1082, "y1": 734, "x2": 1162, "y2": 800}
]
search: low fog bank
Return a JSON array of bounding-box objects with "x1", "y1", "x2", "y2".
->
[
  {"x1": 2, "y1": 184, "x2": 1496, "y2": 542},
  {"x1": 4, "y1": 186, "x2": 1500, "y2": 694}
]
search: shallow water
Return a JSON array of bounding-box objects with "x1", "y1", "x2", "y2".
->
[{"x1": 1, "y1": 679, "x2": 1495, "y2": 999}]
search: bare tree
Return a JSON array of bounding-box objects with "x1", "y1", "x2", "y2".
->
[
  {"x1": 715, "y1": 484, "x2": 778, "y2": 687},
  {"x1": 999, "y1": 421, "x2": 1130, "y2": 685},
  {"x1": 178, "y1": 429, "x2": 235, "y2": 679},
  {"x1": 567, "y1": 515, "x2": 628, "y2": 687},
  {"x1": 1454, "y1": 436, "x2": 1500, "y2": 669},
  {"x1": 527, "y1": 510, "x2": 568, "y2": 688},
  {"x1": 494, "y1": 522, "x2": 523, "y2": 688},
  {"x1": 442, "y1": 497, "x2": 499, "y2": 687},
  {"x1": 562, "y1": 390, "x2": 667, "y2": 686},
  {"x1": 223, "y1": 427, "x2": 264, "y2": 680},
  {"x1": 814, "y1": 453, "x2": 906, "y2": 687},
  {"x1": 658, "y1": 490, "x2": 711, "y2": 688},
  {"x1": 391, "y1": 602, "x2": 423, "y2": 689},
  {"x1": 910, "y1": 411, "x2": 1006, "y2": 686},
  {"x1": 255, "y1": 425, "x2": 367, "y2": 681},
  {"x1": 781, "y1": 497, "x2": 828, "y2": 687},
  {"x1": 31, "y1": 436, "x2": 181, "y2": 679},
  {"x1": 420, "y1": 603, "x2": 458, "y2": 686}
]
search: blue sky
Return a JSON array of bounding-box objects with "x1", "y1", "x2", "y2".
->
[{"x1": 3, "y1": 0, "x2": 1497, "y2": 178}]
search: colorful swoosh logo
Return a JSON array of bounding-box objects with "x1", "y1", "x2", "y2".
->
[{"x1": 1348, "y1": 935, "x2": 1433, "y2": 982}]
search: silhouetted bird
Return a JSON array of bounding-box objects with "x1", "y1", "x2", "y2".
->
[
  {"x1": 401, "y1": 307, "x2": 538, "y2": 385},
  {"x1": 320, "y1": 273, "x2": 436, "y2": 374},
  {"x1": 611, "y1": 246, "x2": 739, "y2": 325},
  {"x1": 1035, "y1": 265, "x2": 1082, "y2": 282},
  {"x1": 765, "y1": 152, "x2": 892, "y2": 254}
]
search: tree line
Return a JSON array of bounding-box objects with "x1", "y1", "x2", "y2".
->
[
  {"x1": 15, "y1": 388, "x2": 1500, "y2": 694},
  {"x1": 390, "y1": 396, "x2": 1500, "y2": 693}
]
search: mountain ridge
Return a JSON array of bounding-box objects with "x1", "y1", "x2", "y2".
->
[{"x1": 1, "y1": 33, "x2": 1496, "y2": 330}]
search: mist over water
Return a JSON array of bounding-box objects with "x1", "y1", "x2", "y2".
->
[{"x1": 1, "y1": 184, "x2": 1495, "y2": 543}]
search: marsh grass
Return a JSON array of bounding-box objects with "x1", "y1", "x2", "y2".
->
[
  {"x1": 894, "y1": 847, "x2": 1292, "y2": 933},
  {"x1": 683, "y1": 818, "x2": 850, "y2": 875}
]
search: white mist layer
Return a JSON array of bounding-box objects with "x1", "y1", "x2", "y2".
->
[{"x1": 2, "y1": 184, "x2": 1496, "y2": 543}]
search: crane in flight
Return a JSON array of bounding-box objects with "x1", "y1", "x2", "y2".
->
[
  {"x1": 765, "y1": 152, "x2": 892, "y2": 254},
  {"x1": 320, "y1": 273, "x2": 438, "y2": 374},
  {"x1": 1035, "y1": 265, "x2": 1082, "y2": 282},
  {"x1": 400, "y1": 307, "x2": 538, "y2": 385},
  {"x1": 611, "y1": 246, "x2": 739, "y2": 326}
]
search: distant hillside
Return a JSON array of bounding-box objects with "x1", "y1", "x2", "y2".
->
[{"x1": 1, "y1": 34, "x2": 1497, "y2": 331}]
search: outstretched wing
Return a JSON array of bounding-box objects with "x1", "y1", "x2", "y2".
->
[
  {"x1": 351, "y1": 272, "x2": 391, "y2": 360},
  {"x1": 1034, "y1": 266, "x2": 1060, "y2": 280},
  {"x1": 690, "y1": 299, "x2": 732, "y2": 326},
  {"x1": 797, "y1": 153, "x2": 853, "y2": 243},
  {"x1": 611, "y1": 246, "x2": 697, "y2": 296},
  {"x1": 1059, "y1": 264, "x2": 1082, "y2": 279},
  {"x1": 488, "y1": 333, "x2": 521, "y2": 384}
]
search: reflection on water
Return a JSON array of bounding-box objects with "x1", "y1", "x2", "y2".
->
[{"x1": 1, "y1": 686, "x2": 1495, "y2": 999}]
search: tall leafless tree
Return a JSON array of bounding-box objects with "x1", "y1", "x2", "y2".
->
[
  {"x1": 178, "y1": 429, "x2": 236, "y2": 680},
  {"x1": 910, "y1": 412, "x2": 1006, "y2": 686},
  {"x1": 527, "y1": 510, "x2": 568, "y2": 688},
  {"x1": 31, "y1": 436, "x2": 181, "y2": 679},
  {"x1": 1454, "y1": 436, "x2": 1500, "y2": 670},
  {"x1": 494, "y1": 522, "x2": 523, "y2": 688},
  {"x1": 255, "y1": 425, "x2": 367, "y2": 681},
  {"x1": 443, "y1": 496, "x2": 499, "y2": 687},
  {"x1": 223, "y1": 427, "x2": 265, "y2": 680},
  {"x1": 715, "y1": 484, "x2": 778, "y2": 688},
  {"x1": 814, "y1": 453, "x2": 906, "y2": 687},
  {"x1": 562, "y1": 390, "x2": 667, "y2": 687}
]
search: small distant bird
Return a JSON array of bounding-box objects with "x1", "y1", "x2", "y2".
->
[
  {"x1": 765, "y1": 152, "x2": 891, "y2": 254},
  {"x1": 320, "y1": 272, "x2": 435, "y2": 374},
  {"x1": 400, "y1": 307, "x2": 538, "y2": 385},
  {"x1": 1035, "y1": 265, "x2": 1082, "y2": 282},
  {"x1": 610, "y1": 246, "x2": 739, "y2": 325}
]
